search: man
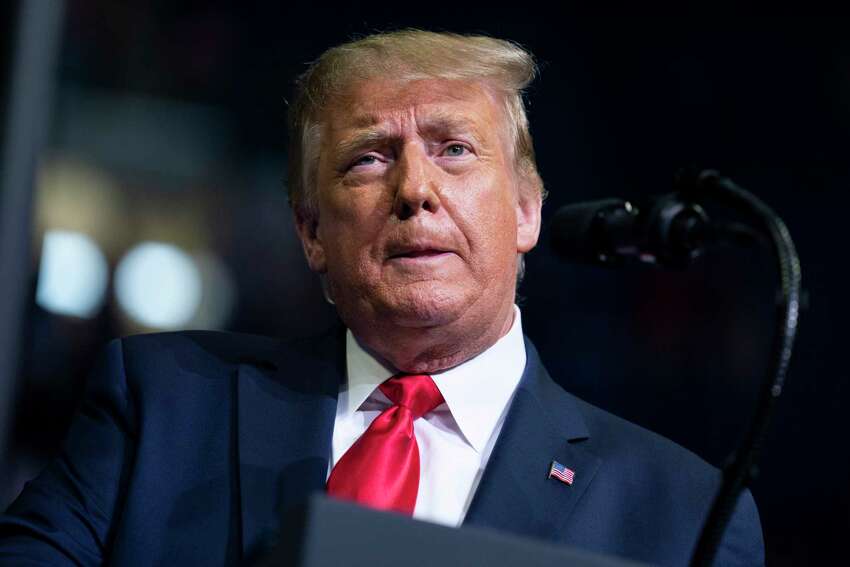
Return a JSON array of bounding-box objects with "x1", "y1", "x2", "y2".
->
[{"x1": 0, "y1": 30, "x2": 764, "y2": 566}]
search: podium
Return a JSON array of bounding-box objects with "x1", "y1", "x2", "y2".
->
[{"x1": 254, "y1": 495, "x2": 648, "y2": 567}]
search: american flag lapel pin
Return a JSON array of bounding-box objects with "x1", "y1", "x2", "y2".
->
[{"x1": 548, "y1": 460, "x2": 575, "y2": 485}]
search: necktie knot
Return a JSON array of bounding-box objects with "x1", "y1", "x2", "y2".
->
[
  {"x1": 328, "y1": 372, "x2": 443, "y2": 514},
  {"x1": 379, "y1": 374, "x2": 444, "y2": 419}
]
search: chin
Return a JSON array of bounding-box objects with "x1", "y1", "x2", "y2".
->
[{"x1": 376, "y1": 282, "x2": 472, "y2": 328}]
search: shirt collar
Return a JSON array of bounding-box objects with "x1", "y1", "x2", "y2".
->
[
  {"x1": 343, "y1": 331, "x2": 396, "y2": 415},
  {"x1": 344, "y1": 305, "x2": 527, "y2": 454}
]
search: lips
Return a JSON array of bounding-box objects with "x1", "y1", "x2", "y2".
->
[
  {"x1": 393, "y1": 250, "x2": 445, "y2": 258},
  {"x1": 386, "y1": 242, "x2": 454, "y2": 260}
]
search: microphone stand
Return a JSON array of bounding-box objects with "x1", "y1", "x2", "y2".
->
[{"x1": 678, "y1": 170, "x2": 802, "y2": 567}]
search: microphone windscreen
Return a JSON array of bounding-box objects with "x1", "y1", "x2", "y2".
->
[{"x1": 549, "y1": 199, "x2": 626, "y2": 263}]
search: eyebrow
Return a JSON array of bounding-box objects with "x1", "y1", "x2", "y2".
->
[
  {"x1": 333, "y1": 111, "x2": 487, "y2": 158},
  {"x1": 334, "y1": 129, "x2": 393, "y2": 159},
  {"x1": 418, "y1": 113, "x2": 485, "y2": 143}
]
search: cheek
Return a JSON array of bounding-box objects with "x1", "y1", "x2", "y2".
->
[
  {"x1": 318, "y1": 189, "x2": 391, "y2": 280},
  {"x1": 322, "y1": 187, "x2": 388, "y2": 242},
  {"x1": 452, "y1": 176, "x2": 518, "y2": 255}
]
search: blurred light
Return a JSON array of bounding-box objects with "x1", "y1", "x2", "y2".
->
[
  {"x1": 115, "y1": 242, "x2": 202, "y2": 329},
  {"x1": 36, "y1": 230, "x2": 109, "y2": 318},
  {"x1": 36, "y1": 157, "x2": 130, "y2": 256},
  {"x1": 189, "y1": 252, "x2": 237, "y2": 330}
]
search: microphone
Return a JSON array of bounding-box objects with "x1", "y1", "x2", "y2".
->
[
  {"x1": 550, "y1": 170, "x2": 803, "y2": 567},
  {"x1": 549, "y1": 193, "x2": 713, "y2": 269}
]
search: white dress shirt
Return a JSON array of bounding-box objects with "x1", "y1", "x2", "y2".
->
[{"x1": 328, "y1": 305, "x2": 527, "y2": 527}]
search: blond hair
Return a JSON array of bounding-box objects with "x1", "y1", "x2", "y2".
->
[{"x1": 287, "y1": 29, "x2": 545, "y2": 216}]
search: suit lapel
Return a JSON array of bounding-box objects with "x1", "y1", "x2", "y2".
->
[
  {"x1": 463, "y1": 338, "x2": 601, "y2": 541},
  {"x1": 236, "y1": 329, "x2": 344, "y2": 560},
  {"x1": 234, "y1": 330, "x2": 600, "y2": 553}
]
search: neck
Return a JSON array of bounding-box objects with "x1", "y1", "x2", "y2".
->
[{"x1": 349, "y1": 301, "x2": 516, "y2": 374}]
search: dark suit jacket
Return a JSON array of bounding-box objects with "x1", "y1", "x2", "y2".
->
[{"x1": 0, "y1": 329, "x2": 764, "y2": 566}]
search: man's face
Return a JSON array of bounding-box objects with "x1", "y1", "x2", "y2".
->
[{"x1": 296, "y1": 77, "x2": 541, "y2": 335}]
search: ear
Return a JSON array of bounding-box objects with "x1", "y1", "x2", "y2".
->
[
  {"x1": 294, "y1": 208, "x2": 328, "y2": 273},
  {"x1": 515, "y1": 182, "x2": 542, "y2": 254}
]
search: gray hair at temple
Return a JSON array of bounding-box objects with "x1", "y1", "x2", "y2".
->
[{"x1": 286, "y1": 29, "x2": 547, "y2": 218}]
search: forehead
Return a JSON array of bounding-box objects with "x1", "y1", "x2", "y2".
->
[{"x1": 321, "y1": 77, "x2": 508, "y2": 144}]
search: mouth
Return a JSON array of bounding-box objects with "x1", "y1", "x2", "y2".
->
[
  {"x1": 386, "y1": 243, "x2": 455, "y2": 262},
  {"x1": 389, "y1": 249, "x2": 450, "y2": 259}
]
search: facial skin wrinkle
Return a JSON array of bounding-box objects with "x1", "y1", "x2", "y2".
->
[{"x1": 296, "y1": 77, "x2": 541, "y2": 374}]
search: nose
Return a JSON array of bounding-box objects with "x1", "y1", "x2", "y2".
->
[{"x1": 392, "y1": 145, "x2": 441, "y2": 220}]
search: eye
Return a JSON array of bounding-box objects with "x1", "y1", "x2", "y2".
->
[
  {"x1": 349, "y1": 154, "x2": 381, "y2": 169},
  {"x1": 443, "y1": 143, "x2": 470, "y2": 157}
]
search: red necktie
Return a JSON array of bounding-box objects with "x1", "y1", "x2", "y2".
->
[{"x1": 326, "y1": 374, "x2": 444, "y2": 515}]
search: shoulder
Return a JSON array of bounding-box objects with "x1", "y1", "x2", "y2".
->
[
  {"x1": 524, "y1": 337, "x2": 715, "y2": 488},
  {"x1": 555, "y1": 385, "x2": 764, "y2": 564},
  {"x1": 524, "y1": 338, "x2": 716, "y2": 484},
  {"x1": 102, "y1": 327, "x2": 344, "y2": 393},
  {"x1": 116, "y1": 327, "x2": 340, "y2": 368},
  {"x1": 116, "y1": 330, "x2": 283, "y2": 370},
  {"x1": 571, "y1": 394, "x2": 716, "y2": 482}
]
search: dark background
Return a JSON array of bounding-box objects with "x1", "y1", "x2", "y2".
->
[{"x1": 1, "y1": 2, "x2": 847, "y2": 565}]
